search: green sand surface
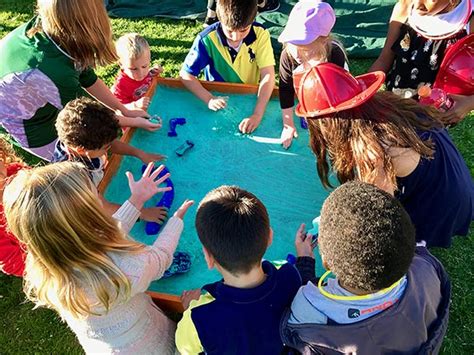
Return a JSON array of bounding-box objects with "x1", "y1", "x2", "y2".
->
[{"x1": 104, "y1": 85, "x2": 328, "y2": 295}]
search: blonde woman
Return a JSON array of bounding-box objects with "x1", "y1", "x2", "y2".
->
[
  {"x1": 278, "y1": 0, "x2": 348, "y2": 149},
  {"x1": 0, "y1": 0, "x2": 161, "y2": 162},
  {"x1": 4, "y1": 162, "x2": 194, "y2": 354}
]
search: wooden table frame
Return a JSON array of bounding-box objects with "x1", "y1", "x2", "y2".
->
[{"x1": 98, "y1": 77, "x2": 280, "y2": 313}]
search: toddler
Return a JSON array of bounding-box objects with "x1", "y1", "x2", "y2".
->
[{"x1": 112, "y1": 33, "x2": 163, "y2": 110}]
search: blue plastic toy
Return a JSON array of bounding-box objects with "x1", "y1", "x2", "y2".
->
[
  {"x1": 141, "y1": 164, "x2": 175, "y2": 235},
  {"x1": 162, "y1": 251, "x2": 192, "y2": 278},
  {"x1": 307, "y1": 216, "x2": 320, "y2": 242},
  {"x1": 175, "y1": 140, "x2": 194, "y2": 157},
  {"x1": 149, "y1": 115, "x2": 162, "y2": 125},
  {"x1": 168, "y1": 117, "x2": 186, "y2": 137},
  {"x1": 300, "y1": 117, "x2": 308, "y2": 129}
]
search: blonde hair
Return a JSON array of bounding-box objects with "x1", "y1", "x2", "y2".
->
[
  {"x1": 0, "y1": 136, "x2": 23, "y2": 165},
  {"x1": 29, "y1": 0, "x2": 117, "y2": 70},
  {"x1": 286, "y1": 35, "x2": 348, "y2": 65},
  {"x1": 308, "y1": 91, "x2": 443, "y2": 190},
  {"x1": 3, "y1": 162, "x2": 145, "y2": 318},
  {"x1": 115, "y1": 33, "x2": 150, "y2": 61}
]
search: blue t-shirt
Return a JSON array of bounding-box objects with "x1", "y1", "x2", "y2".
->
[{"x1": 396, "y1": 128, "x2": 474, "y2": 247}]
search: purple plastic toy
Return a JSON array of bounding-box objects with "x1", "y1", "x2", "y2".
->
[{"x1": 168, "y1": 117, "x2": 186, "y2": 137}]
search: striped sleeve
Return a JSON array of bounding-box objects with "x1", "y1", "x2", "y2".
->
[{"x1": 176, "y1": 292, "x2": 215, "y2": 354}]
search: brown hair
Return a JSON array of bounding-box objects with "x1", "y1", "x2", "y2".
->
[
  {"x1": 29, "y1": 0, "x2": 117, "y2": 70},
  {"x1": 56, "y1": 97, "x2": 119, "y2": 150},
  {"x1": 216, "y1": 0, "x2": 257, "y2": 29},
  {"x1": 195, "y1": 185, "x2": 270, "y2": 275},
  {"x1": 308, "y1": 91, "x2": 443, "y2": 189}
]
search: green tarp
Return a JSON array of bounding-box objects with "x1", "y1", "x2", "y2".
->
[{"x1": 106, "y1": 0, "x2": 397, "y2": 58}]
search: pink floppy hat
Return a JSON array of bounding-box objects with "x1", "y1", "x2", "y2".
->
[{"x1": 278, "y1": 0, "x2": 336, "y2": 45}]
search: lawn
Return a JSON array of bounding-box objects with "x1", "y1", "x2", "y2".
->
[{"x1": 0, "y1": 1, "x2": 472, "y2": 354}]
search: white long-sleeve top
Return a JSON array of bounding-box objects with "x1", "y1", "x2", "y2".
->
[{"x1": 60, "y1": 200, "x2": 183, "y2": 354}]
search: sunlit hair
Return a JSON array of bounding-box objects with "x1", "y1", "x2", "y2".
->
[
  {"x1": 116, "y1": 33, "x2": 150, "y2": 61},
  {"x1": 286, "y1": 35, "x2": 347, "y2": 65},
  {"x1": 307, "y1": 91, "x2": 443, "y2": 189},
  {"x1": 0, "y1": 136, "x2": 23, "y2": 165},
  {"x1": 3, "y1": 162, "x2": 145, "y2": 319},
  {"x1": 28, "y1": 0, "x2": 117, "y2": 70}
]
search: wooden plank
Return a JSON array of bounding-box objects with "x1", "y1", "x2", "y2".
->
[{"x1": 147, "y1": 291, "x2": 184, "y2": 313}]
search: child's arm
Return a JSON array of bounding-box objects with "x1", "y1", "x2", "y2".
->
[
  {"x1": 441, "y1": 94, "x2": 474, "y2": 125},
  {"x1": 101, "y1": 195, "x2": 168, "y2": 224},
  {"x1": 281, "y1": 107, "x2": 298, "y2": 149},
  {"x1": 176, "y1": 292, "x2": 214, "y2": 354},
  {"x1": 145, "y1": 200, "x2": 194, "y2": 280},
  {"x1": 369, "y1": 0, "x2": 410, "y2": 73},
  {"x1": 239, "y1": 65, "x2": 275, "y2": 134},
  {"x1": 85, "y1": 79, "x2": 161, "y2": 131},
  {"x1": 110, "y1": 139, "x2": 165, "y2": 164},
  {"x1": 180, "y1": 71, "x2": 227, "y2": 111}
]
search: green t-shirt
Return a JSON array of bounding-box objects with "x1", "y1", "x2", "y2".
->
[{"x1": 0, "y1": 17, "x2": 97, "y2": 150}]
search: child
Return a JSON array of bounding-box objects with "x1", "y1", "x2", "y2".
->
[
  {"x1": 3, "y1": 161, "x2": 194, "y2": 354},
  {"x1": 294, "y1": 62, "x2": 473, "y2": 248},
  {"x1": 204, "y1": 0, "x2": 280, "y2": 27},
  {"x1": 112, "y1": 33, "x2": 163, "y2": 110},
  {"x1": 277, "y1": 0, "x2": 348, "y2": 148},
  {"x1": 53, "y1": 97, "x2": 166, "y2": 223},
  {"x1": 0, "y1": 137, "x2": 26, "y2": 277},
  {"x1": 181, "y1": 0, "x2": 276, "y2": 134},
  {"x1": 370, "y1": 0, "x2": 474, "y2": 123},
  {"x1": 0, "y1": 0, "x2": 160, "y2": 161},
  {"x1": 283, "y1": 181, "x2": 451, "y2": 353},
  {"x1": 176, "y1": 186, "x2": 301, "y2": 354}
]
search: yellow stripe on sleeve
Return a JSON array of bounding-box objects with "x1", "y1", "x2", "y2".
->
[{"x1": 176, "y1": 293, "x2": 215, "y2": 354}]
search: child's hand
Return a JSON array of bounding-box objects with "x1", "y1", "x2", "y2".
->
[
  {"x1": 150, "y1": 65, "x2": 163, "y2": 77},
  {"x1": 208, "y1": 96, "x2": 227, "y2": 111},
  {"x1": 173, "y1": 199, "x2": 194, "y2": 220},
  {"x1": 122, "y1": 107, "x2": 150, "y2": 119},
  {"x1": 140, "y1": 206, "x2": 168, "y2": 223},
  {"x1": 295, "y1": 223, "x2": 316, "y2": 258},
  {"x1": 239, "y1": 114, "x2": 262, "y2": 134},
  {"x1": 440, "y1": 94, "x2": 474, "y2": 125},
  {"x1": 137, "y1": 150, "x2": 166, "y2": 164},
  {"x1": 134, "y1": 117, "x2": 162, "y2": 132},
  {"x1": 133, "y1": 97, "x2": 150, "y2": 110},
  {"x1": 280, "y1": 124, "x2": 298, "y2": 149},
  {"x1": 126, "y1": 163, "x2": 172, "y2": 209},
  {"x1": 181, "y1": 289, "x2": 202, "y2": 310}
]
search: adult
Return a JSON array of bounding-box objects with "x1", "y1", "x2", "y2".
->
[{"x1": 0, "y1": 0, "x2": 160, "y2": 161}]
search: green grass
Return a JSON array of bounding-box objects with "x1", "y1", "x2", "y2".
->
[{"x1": 0, "y1": 1, "x2": 472, "y2": 354}]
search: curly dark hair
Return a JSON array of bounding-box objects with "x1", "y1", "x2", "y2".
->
[
  {"x1": 56, "y1": 97, "x2": 119, "y2": 150},
  {"x1": 318, "y1": 181, "x2": 415, "y2": 293},
  {"x1": 216, "y1": 0, "x2": 257, "y2": 29},
  {"x1": 196, "y1": 185, "x2": 270, "y2": 275}
]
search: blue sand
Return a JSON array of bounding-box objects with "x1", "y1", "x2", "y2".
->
[{"x1": 104, "y1": 86, "x2": 328, "y2": 295}]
